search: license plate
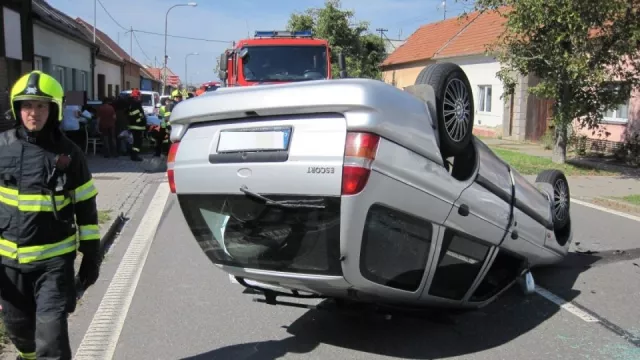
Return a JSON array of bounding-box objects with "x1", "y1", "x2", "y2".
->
[{"x1": 217, "y1": 128, "x2": 291, "y2": 153}]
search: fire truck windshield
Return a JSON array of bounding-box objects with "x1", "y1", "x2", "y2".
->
[{"x1": 241, "y1": 45, "x2": 328, "y2": 82}]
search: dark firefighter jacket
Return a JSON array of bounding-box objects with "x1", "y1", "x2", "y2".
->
[
  {"x1": 160, "y1": 101, "x2": 180, "y2": 128},
  {"x1": 0, "y1": 127, "x2": 99, "y2": 269},
  {"x1": 127, "y1": 99, "x2": 147, "y2": 131}
]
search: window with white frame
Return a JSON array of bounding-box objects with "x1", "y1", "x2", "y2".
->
[
  {"x1": 80, "y1": 71, "x2": 88, "y2": 92},
  {"x1": 34, "y1": 56, "x2": 43, "y2": 71},
  {"x1": 54, "y1": 66, "x2": 65, "y2": 90},
  {"x1": 600, "y1": 83, "x2": 630, "y2": 123},
  {"x1": 478, "y1": 85, "x2": 492, "y2": 112}
]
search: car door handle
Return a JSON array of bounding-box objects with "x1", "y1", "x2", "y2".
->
[{"x1": 458, "y1": 204, "x2": 469, "y2": 217}]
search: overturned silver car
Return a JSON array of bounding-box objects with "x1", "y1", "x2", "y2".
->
[{"x1": 166, "y1": 63, "x2": 573, "y2": 310}]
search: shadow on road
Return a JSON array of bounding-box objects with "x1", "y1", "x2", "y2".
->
[{"x1": 181, "y1": 252, "x2": 601, "y2": 360}]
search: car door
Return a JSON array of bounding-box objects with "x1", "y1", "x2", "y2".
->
[{"x1": 444, "y1": 139, "x2": 511, "y2": 246}]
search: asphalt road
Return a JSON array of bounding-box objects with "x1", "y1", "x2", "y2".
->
[{"x1": 67, "y1": 185, "x2": 640, "y2": 360}]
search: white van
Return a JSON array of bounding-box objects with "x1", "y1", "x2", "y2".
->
[
  {"x1": 120, "y1": 90, "x2": 161, "y2": 126},
  {"x1": 120, "y1": 90, "x2": 160, "y2": 116}
]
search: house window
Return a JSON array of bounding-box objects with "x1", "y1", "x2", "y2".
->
[
  {"x1": 80, "y1": 71, "x2": 88, "y2": 92},
  {"x1": 108, "y1": 84, "x2": 113, "y2": 97},
  {"x1": 54, "y1": 66, "x2": 66, "y2": 90},
  {"x1": 602, "y1": 99, "x2": 629, "y2": 123},
  {"x1": 72, "y1": 69, "x2": 77, "y2": 91},
  {"x1": 34, "y1": 56, "x2": 44, "y2": 71},
  {"x1": 126, "y1": 81, "x2": 130, "y2": 90},
  {"x1": 115, "y1": 85, "x2": 120, "y2": 95},
  {"x1": 478, "y1": 85, "x2": 492, "y2": 112},
  {"x1": 600, "y1": 83, "x2": 630, "y2": 123},
  {"x1": 3, "y1": 7, "x2": 23, "y2": 60}
]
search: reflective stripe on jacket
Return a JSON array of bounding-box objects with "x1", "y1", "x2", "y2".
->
[
  {"x1": 127, "y1": 99, "x2": 147, "y2": 130},
  {"x1": 0, "y1": 129, "x2": 99, "y2": 266}
]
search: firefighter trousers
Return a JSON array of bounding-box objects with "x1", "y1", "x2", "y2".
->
[
  {"x1": 154, "y1": 127, "x2": 170, "y2": 156},
  {"x1": 130, "y1": 129, "x2": 144, "y2": 154},
  {"x1": 0, "y1": 258, "x2": 76, "y2": 360}
]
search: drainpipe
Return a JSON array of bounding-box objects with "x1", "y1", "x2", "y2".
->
[{"x1": 90, "y1": 47, "x2": 97, "y2": 100}]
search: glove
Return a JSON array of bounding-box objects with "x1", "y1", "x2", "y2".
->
[{"x1": 77, "y1": 252, "x2": 101, "y2": 290}]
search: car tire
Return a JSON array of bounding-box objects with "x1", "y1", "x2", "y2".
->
[
  {"x1": 415, "y1": 63, "x2": 475, "y2": 158},
  {"x1": 535, "y1": 169, "x2": 570, "y2": 230}
]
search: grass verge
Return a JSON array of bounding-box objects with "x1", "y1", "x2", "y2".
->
[
  {"x1": 589, "y1": 197, "x2": 640, "y2": 215},
  {"x1": 0, "y1": 320, "x2": 6, "y2": 352},
  {"x1": 98, "y1": 210, "x2": 111, "y2": 225},
  {"x1": 490, "y1": 147, "x2": 616, "y2": 176},
  {"x1": 616, "y1": 194, "x2": 640, "y2": 206}
]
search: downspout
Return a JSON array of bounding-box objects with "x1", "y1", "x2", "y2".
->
[{"x1": 90, "y1": 46, "x2": 97, "y2": 100}]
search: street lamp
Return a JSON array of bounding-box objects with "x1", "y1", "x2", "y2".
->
[
  {"x1": 162, "y1": 2, "x2": 197, "y2": 95},
  {"x1": 185, "y1": 52, "x2": 199, "y2": 89}
]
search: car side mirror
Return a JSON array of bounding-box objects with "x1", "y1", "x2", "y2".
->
[{"x1": 219, "y1": 53, "x2": 228, "y2": 71}]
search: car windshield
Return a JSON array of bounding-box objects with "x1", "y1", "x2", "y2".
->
[
  {"x1": 140, "y1": 94, "x2": 153, "y2": 106},
  {"x1": 241, "y1": 45, "x2": 328, "y2": 82}
]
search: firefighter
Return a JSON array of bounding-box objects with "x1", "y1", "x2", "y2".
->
[
  {"x1": 126, "y1": 89, "x2": 147, "y2": 161},
  {"x1": 153, "y1": 90, "x2": 182, "y2": 157},
  {"x1": 0, "y1": 70, "x2": 100, "y2": 359}
]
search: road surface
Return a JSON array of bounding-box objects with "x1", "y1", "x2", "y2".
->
[{"x1": 66, "y1": 181, "x2": 640, "y2": 360}]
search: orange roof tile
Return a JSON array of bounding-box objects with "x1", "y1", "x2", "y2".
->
[
  {"x1": 381, "y1": 12, "x2": 480, "y2": 67},
  {"x1": 145, "y1": 67, "x2": 179, "y2": 83},
  {"x1": 434, "y1": 10, "x2": 508, "y2": 59}
]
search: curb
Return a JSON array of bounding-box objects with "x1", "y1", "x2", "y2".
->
[
  {"x1": 592, "y1": 196, "x2": 640, "y2": 213},
  {"x1": 575, "y1": 196, "x2": 640, "y2": 216},
  {"x1": 99, "y1": 212, "x2": 126, "y2": 254}
]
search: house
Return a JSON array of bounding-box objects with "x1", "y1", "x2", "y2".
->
[
  {"x1": 0, "y1": 0, "x2": 35, "y2": 113},
  {"x1": 145, "y1": 67, "x2": 181, "y2": 95},
  {"x1": 382, "y1": 38, "x2": 406, "y2": 60},
  {"x1": 75, "y1": 18, "x2": 124, "y2": 100},
  {"x1": 140, "y1": 67, "x2": 161, "y2": 92},
  {"x1": 76, "y1": 17, "x2": 147, "y2": 93},
  {"x1": 381, "y1": 11, "x2": 512, "y2": 137},
  {"x1": 32, "y1": 0, "x2": 96, "y2": 99},
  {"x1": 381, "y1": 10, "x2": 639, "y2": 146}
]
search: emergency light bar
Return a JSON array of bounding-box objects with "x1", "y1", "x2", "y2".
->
[{"x1": 254, "y1": 30, "x2": 313, "y2": 38}]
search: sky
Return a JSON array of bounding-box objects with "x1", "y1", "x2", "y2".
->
[{"x1": 48, "y1": 0, "x2": 473, "y2": 85}]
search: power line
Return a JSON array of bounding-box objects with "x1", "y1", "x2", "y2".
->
[
  {"x1": 96, "y1": 0, "x2": 127, "y2": 31},
  {"x1": 96, "y1": 0, "x2": 231, "y2": 43},
  {"x1": 131, "y1": 29, "x2": 232, "y2": 44},
  {"x1": 376, "y1": 28, "x2": 388, "y2": 39},
  {"x1": 132, "y1": 31, "x2": 153, "y2": 63}
]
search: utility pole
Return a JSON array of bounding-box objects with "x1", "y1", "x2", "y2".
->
[
  {"x1": 441, "y1": 0, "x2": 447, "y2": 20},
  {"x1": 376, "y1": 28, "x2": 388, "y2": 39},
  {"x1": 93, "y1": 0, "x2": 96, "y2": 42},
  {"x1": 129, "y1": 26, "x2": 133, "y2": 62}
]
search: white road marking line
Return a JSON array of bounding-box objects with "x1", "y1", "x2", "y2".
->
[
  {"x1": 75, "y1": 183, "x2": 171, "y2": 360},
  {"x1": 571, "y1": 198, "x2": 640, "y2": 223},
  {"x1": 535, "y1": 286, "x2": 600, "y2": 323}
]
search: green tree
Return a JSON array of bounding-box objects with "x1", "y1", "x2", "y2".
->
[
  {"x1": 465, "y1": 0, "x2": 640, "y2": 163},
  {"x1": 287, "y1": 0, "x2": 386, "y2": 79}
]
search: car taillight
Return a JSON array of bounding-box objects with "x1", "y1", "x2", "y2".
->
[
  {"x1": 167, "y1": 142, "x2": 179, "y2": 193},
  {"x1": 341, "y1": 132, "x2": 380, "y2": 195}
]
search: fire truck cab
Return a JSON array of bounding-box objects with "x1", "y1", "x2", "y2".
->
[{"x1": 218, "y1": 30, "x2": 347, "y2": 87}]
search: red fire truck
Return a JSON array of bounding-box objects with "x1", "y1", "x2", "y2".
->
[{"x1": 217, "y1": 30, "x2": 346, "y2": 87}]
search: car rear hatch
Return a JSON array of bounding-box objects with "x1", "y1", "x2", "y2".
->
[{"x1": 172, "y1": 112, "x2": 351, "y2": 276}]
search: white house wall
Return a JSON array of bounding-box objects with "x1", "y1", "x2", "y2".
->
[
  {"x1": 436, "y1": 55, "x2": 504, "y2": 128},
  {"x1": 95, "y1": 58, "x2": 121, "y2": 97},
  {"x1": 33, "y1": 23, "x2": 92, "y2": 94}
]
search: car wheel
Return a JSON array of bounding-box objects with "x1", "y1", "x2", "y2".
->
[
  {"x1": 535, "y1": 169, "x2": 570, "y2": 230},
  {"x1": 415, "y1": 63, "x2": 475, "y2": 157}
]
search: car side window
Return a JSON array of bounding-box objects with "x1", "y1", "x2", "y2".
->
[{"x1": 360, "y1": 204, "x2": 434, "y2": 292}]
